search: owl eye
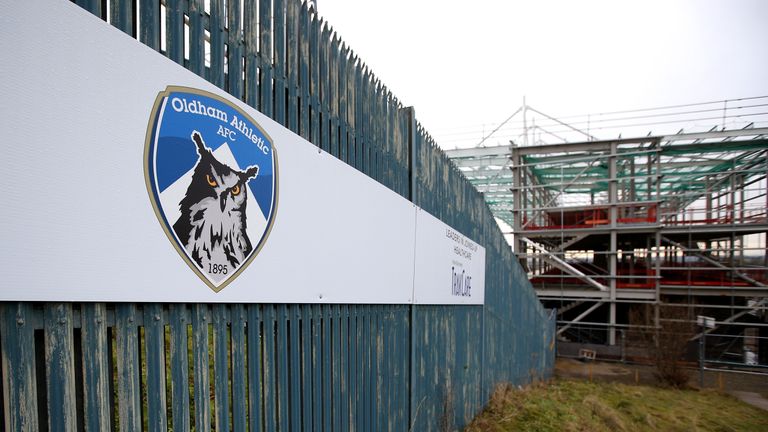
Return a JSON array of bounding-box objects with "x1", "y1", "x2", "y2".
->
[
  {"x1": 231, "y1": 184, "x2": 241, "y2": 196},
  {"x1": 206, "y1": 174, "x2": 217, "y2": 187}
]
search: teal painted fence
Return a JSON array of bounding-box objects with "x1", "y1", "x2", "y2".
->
[{"x1": 0, "y1": 1, "x2": 555, "y2": 430}]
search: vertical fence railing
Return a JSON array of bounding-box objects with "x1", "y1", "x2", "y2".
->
[
  {"x1": 0, "y1": 303, "x2": 412, "y2": 431},
  {"x1": 0, "y1": 1, "x2": 555, "y2": 430}
]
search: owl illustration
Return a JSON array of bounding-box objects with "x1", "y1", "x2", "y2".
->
[{"x1": 173, "y1": 131, "x2": 259, "y2": 273}]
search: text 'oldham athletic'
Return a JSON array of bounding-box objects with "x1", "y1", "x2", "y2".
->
[{"x1": 145, "y1": 86, "x2": 278, "y2": 291}]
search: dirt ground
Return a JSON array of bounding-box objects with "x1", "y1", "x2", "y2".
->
[{"x1": 555, "y1": 358, "x2": 768, "y2": 411}]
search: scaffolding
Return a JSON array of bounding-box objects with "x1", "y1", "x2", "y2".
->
[{"x1": 447, "y1": 127, "x2": 768, "y2": 365}]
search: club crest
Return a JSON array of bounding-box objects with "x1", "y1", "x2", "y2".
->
[{"x1": 145, "y1": 86, "x2": 278, "y2": 291}]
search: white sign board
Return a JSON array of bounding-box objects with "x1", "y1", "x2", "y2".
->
[
  {"x1": 0, "y1": 0, "x2": 485, "y2": 304},
  {"x1": 413, "y1": 210, "x2": 486, "y2": 304},
  {"x1": 697, "y1": 315, "x2": 716, "y2": 329}
]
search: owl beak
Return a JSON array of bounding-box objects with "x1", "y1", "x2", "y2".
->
[{"x1": 220, "y1": 194, "x2": 227, "y2": 212}]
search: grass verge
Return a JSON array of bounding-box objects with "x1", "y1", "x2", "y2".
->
[{"x1": 464, "y1": 379, "x2": 768, "y2": 432}]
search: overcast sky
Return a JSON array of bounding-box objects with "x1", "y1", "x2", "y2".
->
[{"x1": 316, "y1": 0, "x2": 768, "y2": 148}]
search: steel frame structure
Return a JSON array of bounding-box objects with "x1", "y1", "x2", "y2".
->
[{"x1": 448, "y1": 127, "x2": 768, "y2": 363}]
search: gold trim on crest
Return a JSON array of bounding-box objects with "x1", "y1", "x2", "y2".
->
[{"x1": 144, "y1": 86, "x2": 279, "y2": 292}]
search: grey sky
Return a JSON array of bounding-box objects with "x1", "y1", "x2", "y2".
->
[{"x1": 318, "y1": 0, "x2": 768, "y2": 148}]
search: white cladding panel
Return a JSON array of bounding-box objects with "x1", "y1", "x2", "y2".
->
[{"x1": 0, "y1": 0, "x2": 485, "y2": 304}]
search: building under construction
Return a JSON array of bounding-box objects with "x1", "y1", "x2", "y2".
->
[{"x1": 447, "y1": 126, "x2": 768, "y2": 366}]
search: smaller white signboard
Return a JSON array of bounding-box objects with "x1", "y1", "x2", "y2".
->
[
  {"x1": 697, "y1": 315, "x2": 716, "y2": 329},
  {"x1": 413, "y1": 209, "x2": 486, "y2": 305}
]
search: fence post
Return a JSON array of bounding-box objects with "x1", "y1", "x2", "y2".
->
[
  {"x1": 405, "y1": 105, "x2": 417, "y2": 429},
  {"x1": 75, "y1": 0, "x2": 102, "y2": 18},
  {"x1": 81, "y1": 303, "x2": 111, "y2": 431},
  {"x1": 621, "y1": 328, "x2": 626, "y2": 363},
  {"x1": 1, "y1": 303, "x2": 39, "y2": 431},
  {"x1": 406, "y1": 107, "x2": 417, "y2": 204},
  {"x1": 480, "y1": 286, "x2": 486, "y2": 403},
  {"x1": 699, "y1": 325, "x2": 707, "y2": 388},
  {"x1": 139, "y1": 0, "x2": 160, "y2": 50},
  {"x1": 44, "y1": 303, "x2": 77, "y2": 432},
  {"x1": 115, "y1": 304, "x2": 142, "y2": 431},
  {"x1": 143, "y1": 303, "x2": 168, "y2": 432}
]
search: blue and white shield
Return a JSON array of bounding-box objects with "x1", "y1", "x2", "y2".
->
[{"x1": 145, "y1": 86, "x2": 278, "y2": 291}]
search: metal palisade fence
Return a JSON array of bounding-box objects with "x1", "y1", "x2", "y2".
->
[{"x1": 0, "y1": 0, "x2": 555, "y2": 431}]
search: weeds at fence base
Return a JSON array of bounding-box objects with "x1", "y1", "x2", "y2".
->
[
  {"x1": 464, "y1": 379, "x2": 768, "y2": 432},
  {"x1": 628, "y1": 304, "x2": 696, "y2": 389}
]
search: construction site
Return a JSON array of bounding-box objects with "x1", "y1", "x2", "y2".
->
[{"x1": 446, "y1": 99, "x2": 768, "y2": 368}]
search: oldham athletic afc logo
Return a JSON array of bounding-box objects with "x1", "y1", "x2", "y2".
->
[{"x1": 145, "y1": 86, "x2": 278, "y2": 291}]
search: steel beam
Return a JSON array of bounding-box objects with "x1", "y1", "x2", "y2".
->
[
  {"x1": 444, "y1": 145, "x2": 513, "y2": 159},
  {"x1": 451, "y1": 156, "x2": 509, "y2": 168},
  {"x1": 556, "y1": 301, "x2": 604, "y2": 336},
  {"x1": 522, "y1": 238, "x2": 608, "y2": 291}
]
